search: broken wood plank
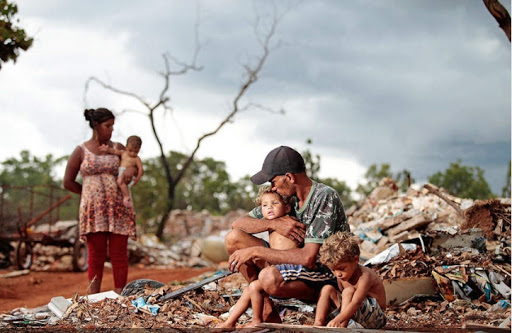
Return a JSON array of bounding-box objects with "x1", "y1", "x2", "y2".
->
[
  {"x1": 386, "y1": 214, "x2": 432, "y2": 236},
  {"x1": 379, "y1": 214, "x2": 409, "y2": 231},
  {"x1": 257, "y1": 323, "x2": 420, "y2": 332},
  {"x1": 424, "y1": 184, "x2": 464, "y2": 216},
  {"x1": 0, "y1": 269, "x2": 30, "y2": 278},
  {"x1": 462, "y1": 322, "x2": 511, "y2": 333}
]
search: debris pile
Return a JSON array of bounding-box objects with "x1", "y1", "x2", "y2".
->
[
  {"x1": 1, "y1": 180, "x2": 510, "y2": 330},
  {"x1": 348, "y1": 180, "x2": 510, "y2": 259},
  {"x1": 12, "y1": 209, "x2": 246, "y2": 271}
]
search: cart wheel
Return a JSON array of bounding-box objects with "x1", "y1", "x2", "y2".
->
[
  {"x1": 15, "y1": 241, "x2": 33, "y2": 270},
  {"x1": 72, "y1": 240, "x2": 88, "y2": 272}
]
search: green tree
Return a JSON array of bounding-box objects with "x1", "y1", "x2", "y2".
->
[
  {"x1": 0, "y1": 0, "x2": 33, "y2": 69},
  {"x1": 394, "y1": 169, "x2": 415, "y2": 193},
  {"x1": 356, "y1": 163, "x2": 392, "y2": 198},
  {"x1": 356, "y1": 163, "x2": 416, "y2": 198},
  {"x1": 320, "y1": 177, "x2": 355, "y2": 208},
  {"x1": 300, "y1": 139, "x2": 354, "y2": 206},
  {"x1": 501, "y1": 160, "x2": 511, "y2": 197},
  {"x1": 0, "y1": 150, "x2": 65, "y2": 186},
  {"x1": 224, "y1": 176, "x2": 259, "y2": 213},
  {"x1": 0, "y1": 150, "x2": 78, "y2": 226},
  {"x1": 428, "y1": 159, "x2": 494, "y2": 199},
  {"x1": 131, "y1": 151, "x2": 238, "y2": 235},
  {"x1": 301, "y1": 139, "x2": 320, "y2": 180}
]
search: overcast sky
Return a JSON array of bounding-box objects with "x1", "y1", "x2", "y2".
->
[{"x1": 1, "y1": 0, "x2": 510, "y2": 195}]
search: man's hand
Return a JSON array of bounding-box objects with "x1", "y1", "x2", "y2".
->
[
  {"x1": 228, "y1": 248, "x2": 255, "y2": 273},
  {"x1": 271, "y1": 216, "x2": 306, "y2": 244}
]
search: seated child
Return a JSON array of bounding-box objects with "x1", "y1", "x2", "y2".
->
[
  {"x1": 313, "y1": 231, "x2": 387, "y2": 329},
  {"x1": 255, "y1": 186, "x2": 298, "y2": 250},
  {"x1": 216, "y1": 187, "x2": 300, "y2": 329},
  {"x1": 100, "y1": 135, "x2": 143, "y2": 207}
]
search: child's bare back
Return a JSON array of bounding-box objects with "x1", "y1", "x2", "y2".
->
[{"x1": 339, "y1": 264, "x2": 387, "y2": 311}]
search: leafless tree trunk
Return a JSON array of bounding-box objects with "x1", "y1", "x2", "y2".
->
[
  {"x1": 84, "y1": 7, "x2": 286, "y2": 240},
  {"x1": 483, "y1": 0, "x2": 511, "y2": 42}
]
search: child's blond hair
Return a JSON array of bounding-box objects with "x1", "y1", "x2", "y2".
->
[
  {"x1": 254, "y1": 185, "x2": 290, "y2": 206},
  {"x1": 319, "y1": 231, "x2": 360, "y2": 267}
]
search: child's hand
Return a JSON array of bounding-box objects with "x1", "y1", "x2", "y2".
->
[
  {"x1": 99, "y1": 144, "x2": 109, "y2": 152},
  {"x1": 327, "y1": 318, "x2": 345, "y2": 328}
]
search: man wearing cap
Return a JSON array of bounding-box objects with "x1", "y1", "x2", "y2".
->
[{"x1": 225, "y1": 145, "x2": 350, "y2": 322}]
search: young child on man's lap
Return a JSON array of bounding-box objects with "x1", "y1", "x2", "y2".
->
[{"x1": 216, "y1": 187, "x2": 300, "y2": 329}]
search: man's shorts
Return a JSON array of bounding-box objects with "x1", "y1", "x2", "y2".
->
[
  {"x1": 330, "y1": 296, "x2": 387, "y2": 329},
  {"x1": 274, "y1": 263, "x2": 338, "y2": 291}
]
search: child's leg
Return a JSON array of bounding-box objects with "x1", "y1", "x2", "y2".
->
[
  {"x1": 245, "y1": 280, "x2": 265, "y2": 327},
  {"x1": 339, "y1": 287, "x2": 356, "y2": 327},
  {"x1": 314, "y1": 285, "x2": 339, "y2": 326},
  {"x1": 216, "y1": 283, "x2": 253, "y2": 328},
  {"x1": 117, "y1": 173, "x2": 131, "y2": 206}
]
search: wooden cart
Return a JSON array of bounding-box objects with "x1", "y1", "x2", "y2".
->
[{"x1": 0, "y1": 185, "x2": 87, "y2": 272}]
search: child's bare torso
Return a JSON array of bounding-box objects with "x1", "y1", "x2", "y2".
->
[
  {"x1": 120, "y1": 152, "x2": 139, "y2": 169},
  {"x1": 339, "y1": 265, "x2": 387, "y2": 310},
  {"x1": 269, "y1": 231, "x2": 299, "y2": 250}
]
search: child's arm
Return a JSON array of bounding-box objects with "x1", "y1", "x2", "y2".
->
[
  {"x1": 99, "y1": 144, "x2": 124, "y2": 156},
  {"x1": 132, "y1": 157, "x2": 144, "y2": 186},
  {"x1": 328, "y1": 275, "x2": 372, "y2": 327}
]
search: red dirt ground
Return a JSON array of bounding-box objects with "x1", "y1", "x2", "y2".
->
[{"x1": 0, "y1": 266, "x2": 214, "y2": 313}]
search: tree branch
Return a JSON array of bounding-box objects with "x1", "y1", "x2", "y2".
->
[
  {"x1": 483, "y1": 0, "x2": 511, "y2": 42},
  {"x1": 175, "y1": 12, "x2": 281, "y2": 185}
]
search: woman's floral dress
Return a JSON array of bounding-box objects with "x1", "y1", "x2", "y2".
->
[{"x1": 79, "y1": 144, "x2": 136, "y2": 239}]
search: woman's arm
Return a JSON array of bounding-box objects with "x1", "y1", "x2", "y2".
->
[{"x1": 63, "y1": 146, "x2": 83, "y2": 195}]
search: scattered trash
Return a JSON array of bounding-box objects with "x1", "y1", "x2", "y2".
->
[
  {"x1": 132, "y1": 297, "x2": 160, "y2": 315},
  {"x1": 48, "y1": 296, "x2": 71, "y2": 318}
]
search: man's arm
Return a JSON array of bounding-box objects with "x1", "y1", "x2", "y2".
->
[
  {"x1": 232, "y1": 214, "x2": 305, "y2": 243},
  {"x1": 132, "y1": 157, "x2": 144, "y2": 185},
  {"x1": 229, "y1": 242, "x2": 320, "y2": 272}
]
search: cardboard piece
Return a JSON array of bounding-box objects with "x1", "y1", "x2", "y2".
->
[{"x1": 383, "y1": 276, "x2": 437, "y2": 305}]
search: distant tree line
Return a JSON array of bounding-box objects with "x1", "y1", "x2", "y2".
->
[{"x1": 0, "y1": 150, "x2": 508, "y2": 238}]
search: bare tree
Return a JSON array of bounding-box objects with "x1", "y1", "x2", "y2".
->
[
  {"x1": 483, "y1": 0, "x2": 511, "y2": 42},
  {"x1": 84, "y1": 7, "x2": 286, "y2": 239}
]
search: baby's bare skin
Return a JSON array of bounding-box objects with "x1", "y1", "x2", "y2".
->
[{"x1": 269, "y1": 231, "x2": 298, "y2": 250}]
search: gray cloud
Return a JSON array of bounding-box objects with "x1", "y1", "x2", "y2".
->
[{"x1": 12, "y1": 0, "x2": 511, "y2": 194}]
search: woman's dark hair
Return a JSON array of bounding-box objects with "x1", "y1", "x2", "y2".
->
[{"x1": 84, "y1": 108, "x2": 115, "y2": 129}]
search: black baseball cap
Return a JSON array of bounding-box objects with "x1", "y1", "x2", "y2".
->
[{"x1": 250, "y1": 146, "x2": 306, "y2": 185}]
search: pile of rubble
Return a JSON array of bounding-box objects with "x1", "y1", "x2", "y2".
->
[
  {"x1": 11, "y1": 209, "x2": 245, "y2": 271},
  {"x1": 1, "y1": 180, "x2": 511, "y2": 330},
  {"x1": 348, "y1": 179, "x2": 510, "y2": 258}
]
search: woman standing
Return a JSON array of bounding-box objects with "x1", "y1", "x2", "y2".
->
[{"x1": 64, "y1": 108, "x2": 136, "y2": 294}]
